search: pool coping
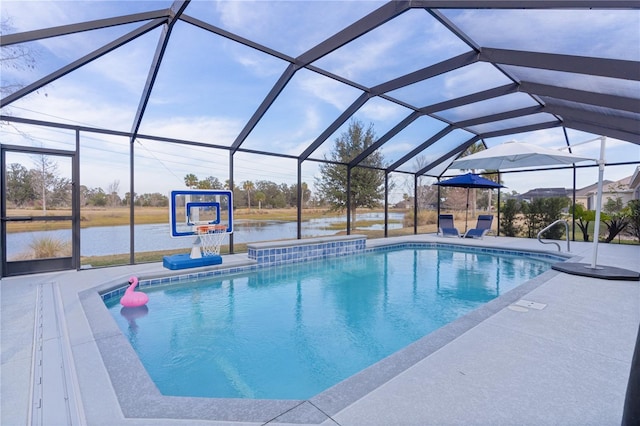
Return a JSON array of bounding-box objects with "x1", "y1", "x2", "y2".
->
[{"x1": 79, "y1": 239, "x2": 574, "y2": 424}]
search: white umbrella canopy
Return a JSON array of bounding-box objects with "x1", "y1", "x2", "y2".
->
[{"x1": 451, "y1": 140, "x2": 595, "y2": 170}]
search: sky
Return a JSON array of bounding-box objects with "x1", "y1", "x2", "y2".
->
[{"x1": 1, "y1": 1, "x2": 639, "y2": 203}]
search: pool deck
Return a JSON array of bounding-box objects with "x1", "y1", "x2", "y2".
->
[{"x1": 2, "y1": 235, "x2": 639, "y2": 425}]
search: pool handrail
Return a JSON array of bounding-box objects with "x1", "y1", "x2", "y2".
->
[{"x1": 537, "y1": 219, "x2": 570, "y2": 252}]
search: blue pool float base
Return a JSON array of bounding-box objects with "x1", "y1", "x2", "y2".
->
[{"x1": 163, "y1": 253, "x2": 222, "y2": 270}]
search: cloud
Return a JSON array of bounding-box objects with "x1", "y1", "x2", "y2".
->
[
  {"x1": 359, "y1": 99, "x2": 408, "y2": 122},
  {"x1": 139, "y1": 115, "x2": 242, "y2": 146},
  {"x1": 295, "y1": 71, "x2": 358, "y2": 111}
]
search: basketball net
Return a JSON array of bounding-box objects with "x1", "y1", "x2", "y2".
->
[{"x1": 190, "y1": 225, "x2": 227, "y2": 258}]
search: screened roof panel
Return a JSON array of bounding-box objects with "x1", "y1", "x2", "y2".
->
[
  {"x1": 542, "y1": 97, "x2": 640, "y2": 122},
  {"x1": 312, "y1": 9, "x2": 471, "y2": 87},
  {"x1": 184, "y1": 1, "x2": 384, "y2": 58},
  {"x1": 441, "y1": 9, "x2": 640, "y2": 61},
  {"x1": 395, "y1": 128, "x2": 473, "y2": 174},
  {"x1": 0, "y1": 1, "x2": 172, "y2": 32},
  {"x1": 435, "y1": 92, "x2": 539, "y2": 123},
  {"x1": 138, "y1": 22, "x2": 289, "y2": 145},
  {"x1": 233, "y1": 151, "x2": 298, "y2": 186},
  {"x1": 241, "y1": 68, "x2": 363, "y2": 155},
  {"x1": 465, "y1": 113, "x2": 558, "y2": 135},
  {"x1": 2, "y1": 121, "x2": 77, "y2": 150},
  {"x1": 306, "y1": 97, "x2": 411, "y2": 162},
  {"x1": 386, "y1": 62, "x2": 513, "y2": 108},
  {"x1": 422, "y1": 155, "x2": 456, "y2": 178},
  {"x1": 6, "y1": 27, "x2": 163, "y2": 131},
  {"x1": 501, "y1": 65, "x2": 640, "y2": 100},
  {"x1": 0, "y1": 22, "x2": 151, "y2": 100},
  {"x1": 369, "y1": 116, "x2": 449, "y2": 166}
]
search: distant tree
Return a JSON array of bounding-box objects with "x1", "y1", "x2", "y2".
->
[
  {"x1": 88, "y1": 188, "x2": 108, "y2": 207},
  {"x1": 0, "y1": 16, "x2": 37, "y2": 98},
  {"x1": 255, "y1": 180, "x2": 281, "y2": 208},
  {"x1": 570, "y1": 203, "x2": 596, "y2": 242},
  {"x1": 122, "y1": 192, "x2": 135, "y2": 206},
  {"x1": 405, "y1": 155, "x2": 436, "y2": 210},
  {"x1": 242, "y1": 180, "x2": 254, "y2": 210},
  {"x1": 107, "y1": 180, "x2": 121, "y2": 207},
  {"x1": 255, "y1": 191, "x2": 266, "y2": 209},
  {"x1": 184, "y1": 173, "x2": 198, "y2": 188},
  {"x1": 31, "y1": 155, "x2": 61, "y2": 212},
  {"x1": 315, "y1": 119, "x2": 387, "y2": 222},
  {"x1": 5, "y1": 163, "x2": 36, "y2": 207},
  {"x1": 47, "y1": 174, "x2": 71, "y2": 208},
  {"x1": 197, "y1": 176, "x2": 223, "y2": 190},
  {"x1": 289, "y1": 182, "x2": 311, "y2": 207},
  {"x1": 442, "y1": 187, "x2": 468, "y2": 212},
  {"x1": 135, "y1": 192, "x2": 169, "y2": 207}
]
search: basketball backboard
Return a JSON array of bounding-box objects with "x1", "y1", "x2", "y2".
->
[{"x1": 169, "y1": 190, "x2": 233, "y2": 237}]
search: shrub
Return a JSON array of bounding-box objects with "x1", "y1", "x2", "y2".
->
[
  {"x1": 522, "y1": 197, "x2": 568, "y2": 239},
  {"x1": 601, "y1": 197, "x2": 630, "y2": 243},
  {"x1": 500, "y1": 199, "x2": 521, "y2": 237},
  {"x1": 626, "y1": 199, "x2": 640, "y2": 242},
  {"x1": 29, "y1": 236, "x2": 72, "y2": 259},
  {"x1": 403, "y1": 209, "x2": 437, "y2": 227}
]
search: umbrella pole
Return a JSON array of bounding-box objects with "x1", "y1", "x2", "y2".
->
[
  {"x1": 465, "y1": 189, "x2": 469, "y2": 233},
  {"x1": 589, "y1": 137, "x2": 606, "y2": 269}
]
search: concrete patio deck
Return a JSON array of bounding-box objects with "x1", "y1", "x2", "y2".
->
[{"x1": 1, "y1": 235, "x2": 638, "y2": 425}]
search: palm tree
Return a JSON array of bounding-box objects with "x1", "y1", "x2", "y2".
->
[
  {"x1": 255, "y1": 191, "x2": 266, "y2": 210},
  {"x1": 243, "y1": 180, "x2": 254, "y2": 210},
  {"x1": 460, "y1": 142, "x2": 486, "y2": 216},
  {"x1": 480, "y1": 169, "x2": 501, "y2": 212},
  {"x1": 184, "y1": 173, "x2": 198, "y2": 189}
]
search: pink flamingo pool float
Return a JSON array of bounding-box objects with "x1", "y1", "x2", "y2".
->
[{"x1": 120, "y1": 276, "x2": 149, "y2": 308}]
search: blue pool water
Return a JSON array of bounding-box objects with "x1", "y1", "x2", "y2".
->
[{"x1": 105, "y1": 247, "x2": 554, "y2": 400}]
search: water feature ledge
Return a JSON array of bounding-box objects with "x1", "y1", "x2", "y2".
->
[{"x1": 247, "y1": 234, "x2": 367, "y2": 266}]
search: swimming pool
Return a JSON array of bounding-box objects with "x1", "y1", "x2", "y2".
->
[{"x1": 104, "y1": 245, "x2": 558, "y2": 400}]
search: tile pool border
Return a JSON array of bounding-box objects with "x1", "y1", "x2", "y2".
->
[
  {"x1": 80, "y1": 240, "x2": 573, "y2": 424},
  {"x1": 100, "y1": 241, "x2": 569, "y2": 303}
]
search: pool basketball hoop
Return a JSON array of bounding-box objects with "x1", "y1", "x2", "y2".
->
[
  {"x1": 194, "y1": 224, "x2": 227, "y2": 257},
  {"x1": 164, "y1": 190, "x2": 233, "y2": 270}
]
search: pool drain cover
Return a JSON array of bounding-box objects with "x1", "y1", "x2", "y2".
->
[{"x1": 514, "y1": 299, "x2": 547, "y2": 310}]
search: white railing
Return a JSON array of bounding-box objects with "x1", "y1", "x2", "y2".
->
[{"x1": 537, "y1": 220, "x2": 570, "y2": 252}]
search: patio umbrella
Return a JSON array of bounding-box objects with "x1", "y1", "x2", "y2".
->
[
  {"x1": 434, "y1": 173, "x2": 504, "y2": 233},
  {"x1": 450, "y1": 140, "x2": 606, "y2": 271},
  {"x1": 451, "y1": 140, "x2": 595, "y2": 170}
]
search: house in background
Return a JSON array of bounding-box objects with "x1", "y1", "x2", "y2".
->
[
  {"x1": 577, "y1": 174, "x2": 636, "y2": 210},
  {"x1": 575, "y1": 181, "x2": 613, "y2": 209},
  {"x1": 517, "y1": 188, "x2": 568, "y2": 203},
  {"x1": 630, "y1": 166, "x2": 640, "y2": 201}
]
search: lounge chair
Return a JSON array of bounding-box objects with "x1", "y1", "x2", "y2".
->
[
  {"x1": 438, "y1": 214, "x2": 460, "y2": 237},
  {"x1": 463, "y1": 215, "x2": 494, "y2": 239}
]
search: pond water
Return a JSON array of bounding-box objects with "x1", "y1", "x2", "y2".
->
[{"x1": 7, "y1": 212, "x2": 405, "y2": 257}]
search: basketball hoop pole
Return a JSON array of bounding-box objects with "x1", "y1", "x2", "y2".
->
[{"x1": 190, "y1": 235, "x2": 202, "y2": 259}]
